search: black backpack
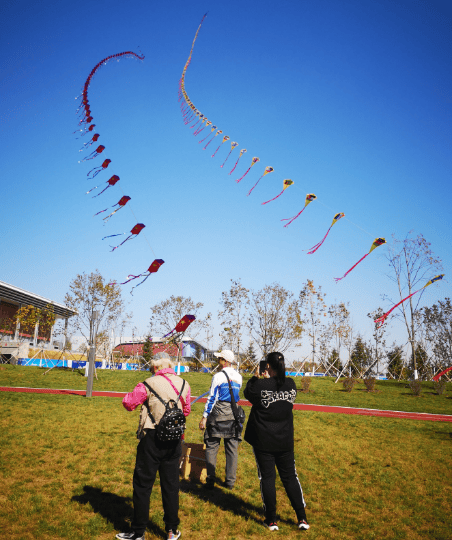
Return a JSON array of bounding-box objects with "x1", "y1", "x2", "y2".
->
[{"x1": 143, "y1": 379, "x2": 186, "y2": 442}]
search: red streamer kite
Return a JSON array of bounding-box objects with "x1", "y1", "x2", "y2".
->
[
  {"x1": 374, "y1": 274, "x2": 444, "y2": 328},
  {"x1": 112, "y1": 259, "x2": 165, "y2": 294},
  {"x1": 79, "y1": 133, "x2": 100, "y2": 151},
  {"x1": 79, "y1": 145, "x2": 105, "y2": 162},
  {"x1": 307, "y1": 212, "x2": 345, "y2": 254},
  {"x1": 334, "y1": 238, "x2": 386, "y2": 282},
  {"x1": 163, "y1": 314, "x2": 196, "y2": 339},
  {"x1": 105, "y1": 223, "x2": 146, "y2": 252},
  {"x1": 282, "y1": 193, "x2": 317, "y2": 227},
  {"x1": 94, "y1": 195, "x2": 131, "y2": 222},
  {"x1": 87, "y1": 174, "x2": 120, "y2": 197},
  {"x1": 87, "y1": 159, "x2": 111, "y2": 179}
]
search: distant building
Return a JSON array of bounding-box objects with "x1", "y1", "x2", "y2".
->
[
  {"x1": 0, "y1": 280, "x2": 76, "y2": 349},
  {"x1": 113, "y1": 336, "x2": 207, "y2": 363}
]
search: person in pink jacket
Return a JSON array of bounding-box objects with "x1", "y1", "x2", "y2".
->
[{"x1": 117, "y1": 352, "x2": 191, "y2": 540}]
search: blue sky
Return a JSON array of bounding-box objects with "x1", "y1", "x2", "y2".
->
[{"x1": 1, "y1": 0, "x2": 451, "y2": 357}]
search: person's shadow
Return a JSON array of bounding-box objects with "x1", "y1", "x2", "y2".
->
[{"x1": 71, "y1": 485, "x2": 165, "y2": 538}]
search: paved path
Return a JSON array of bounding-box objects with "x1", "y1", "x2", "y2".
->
[{"x1": 1, "y1": 386, "x2": 451, "y2": 422}]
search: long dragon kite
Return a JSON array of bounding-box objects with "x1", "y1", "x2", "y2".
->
[
  {"x1": 282, "y1": 193, "x2": 317, "y2": 227},
  {"x1": 334, "y1": 238, "x2": 386, "y2": 282},
  {"x1": 306, "y1": 212, "x2": 345, "y2": 253},
  {"x1": 374, "y1": 274, "x2": 444, "y2": 328}
]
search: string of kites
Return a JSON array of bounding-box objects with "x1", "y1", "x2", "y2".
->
[{"x1": 73, "y1": 14, "x2": 444, "y2": 327}]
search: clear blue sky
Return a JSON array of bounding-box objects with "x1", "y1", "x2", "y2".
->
[{"x1": 1, "y1": 0, "x2": 451, "y2": 356}]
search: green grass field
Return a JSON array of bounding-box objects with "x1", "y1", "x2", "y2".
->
[{"x1": 1, "y1": 366, "x2": 451, "y2": 539}]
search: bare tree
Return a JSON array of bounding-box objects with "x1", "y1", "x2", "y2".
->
[
  {"x1": 299, "y1": 280, "x2": 328, "y2": 375},
  {"x1": 365, "y1": 308, "x2": 389, "y2": 377},
  {"x1": 64, "y1": 270, "x2": 130, "y2": 349},
  {"x1": 149, "y1": 295, "x2": 211, "y2": 340},
  {"x1": 384, "y1": 233, "x2": 442, "y2": 379},
  {"x1": 249, "y1": 283, "x2": 303, "y2": 356},
  {"x1": 218, "y1": 279, "x2": 249, "y2": 366},
  {"x1": 421, "y1": 298, "x2": 452, "y2": 377}
]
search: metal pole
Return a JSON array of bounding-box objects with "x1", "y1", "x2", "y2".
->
[{"x1": 86, "y1": 310, "x2": 99, "y2": 398}]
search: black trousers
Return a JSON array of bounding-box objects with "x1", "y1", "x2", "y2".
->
[
  {"x1": 252, "y1": 448, "x2": 307, "y2": 523},
  {"x1": 132, "y1": 430, "x2": 181, "y2": 534}
]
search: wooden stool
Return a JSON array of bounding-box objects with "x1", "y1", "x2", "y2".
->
[{"x1": 180, "y1": 442, "x2": 207, "y2": 482}]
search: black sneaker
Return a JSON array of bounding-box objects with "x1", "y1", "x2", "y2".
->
[
  {"x1": 116, "y1": 532, "x2": 145, "y2": 540},
  {"x1": 264, "y1": 520, "x2": 279, "y2": 531},
  {"x1": 298, "y1": 519, "x2": 310, "y2": 530}
]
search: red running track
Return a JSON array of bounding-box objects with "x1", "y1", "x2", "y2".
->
[{"x1": 1, "y1": 386, "x2": 451, "y2": 422}]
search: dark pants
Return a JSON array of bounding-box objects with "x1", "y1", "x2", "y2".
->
[
  {"x1": 252, "y1": 448, "x2": 307, "y2": 523},
  {"x1": 132, "y1": 430, "x2": 181, "y2": 534}
]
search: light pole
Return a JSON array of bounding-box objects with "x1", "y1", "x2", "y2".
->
[{"x1": 86, "y1": 310, "x2": 99, "y2": 398}]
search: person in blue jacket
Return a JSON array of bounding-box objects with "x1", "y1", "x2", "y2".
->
[
  {"x1": 244, "y1": 351, "x2": 310, "y2": 532},
  {"x1": 199, "y1": 349, "x2": 242, "y2": 489}
]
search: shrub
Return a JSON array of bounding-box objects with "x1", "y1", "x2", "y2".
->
[
  {"x1": 343, "y1": 377, "x2": 356, "y2": 392},
  {"x1": 299, "y1": 376, "x2": 312, "y2": 393},
  {"x1": 409, "y1": 380, "x2": 422, "y2": 396},
  {"x1": 433, "y1": 379, "x2": 447, "y2": 396},
  {"x1": 363, "y1": 377, "x2": 376, "y2": 392}
]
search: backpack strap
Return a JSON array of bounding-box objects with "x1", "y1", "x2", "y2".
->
[
  {"x1": 221, "y1": 370, "x2": 241, "y2": 437},
  {"x1": 142, "y1": 379, "x2": 186, "y2": 423}
]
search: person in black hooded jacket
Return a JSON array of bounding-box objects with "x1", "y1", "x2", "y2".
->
[{"x1": 244, "y1": 351, "x2": 309, "y2": 532}]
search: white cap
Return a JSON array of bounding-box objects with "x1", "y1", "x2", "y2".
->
[{"x1": 214, "y1": 350, "x2": 237, "y2": 364}]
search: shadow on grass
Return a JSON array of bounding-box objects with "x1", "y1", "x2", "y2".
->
[
  {"x1": 71, "y1": 485, "x2": 169, "y2": 538},
  {"x1": 180, "y1": 479, "x2": 265, "y2": 524}
]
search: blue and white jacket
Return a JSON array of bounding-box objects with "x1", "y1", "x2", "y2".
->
[{"x1": 203, "y1": 367, "x2": 242, "y2": 418}]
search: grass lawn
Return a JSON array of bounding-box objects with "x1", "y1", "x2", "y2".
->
[
  {"x1": 1, "y1": 366, "x2": 452, "y2": 415},
  {"x1": 1, "y1": 366, "x2": 452, "y2": 539}
]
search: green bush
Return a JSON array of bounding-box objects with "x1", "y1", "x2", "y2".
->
[
  {"x1": 299, "y1": 376, "x2": 312, "y2": 392},
  {"x1": 343, "y1": 377, "x2": 356, "y2": 393},
  {"x1": 363, "y1": 377, "x2": 376, "y2": 392},
  {"x1": 433, "y1": 379, "x2": 447, "y2": 396},
  {"x1": 409, "y1": 380, "x2": 422, "y2": 396}
]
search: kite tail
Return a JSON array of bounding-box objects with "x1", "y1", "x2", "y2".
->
[
  {"x1": 229, "y1": 158, "x2": 241, "y2": 175},
  {"x1": 130, "y1": 273, "x2": 151, "y2": 295},
  {"x1": 194, "y1": 126, "x2": 205, "y2": 136},
  {"x1": 262, "y1": 190, "x2": 284, "y2": 205},
  {"x1": 211, "y1": 144, "x2": 222, "y2": 158},
  {"x1": 119, "y1": 273, "x2": 143, "y2": 285},
  {"x1": 93, "y1": 207, "x2": 108, "y2": 217},
  {"x1": 203, "y1": 137, "x2": 215, "y2": 150},
  {"x1": 281, "y1": 207, "x2": 307, "y2": 227},
  {"x1": 190, "y1": 119, "x2": 200, "y2": 129},
  {"x1": 102, "y1": 233, "x2": 124, "y2": 240},
  {"x1": 86, "y1": 185, "x2": 99, "y2": 195},
  {"x1": 102, "y1": 206, "x2": 123, "y2": 222},
  {"x1": 110, "y1": 233, "x2": 132, "y2": 252},
  {"x1": 334, "y1": 253, "x2": 369, "y2": 282},
  {"x1": 247, "y1": 177, "x2": 263, "y2": 196},
  {"x1": 199, "y1": 132, "x2": 213, "y2": 144},
  {"x1": 306, "y1": 228, "x2": 332, "y2": 254},
  {"x1": 236, "y1": 167, "x2": 252, "y2": 183},
  {"x1": 79, "y1": 149, "x2": 103, "y2": 162},
  {"x1": 91, "y1": 184, "x2": 111, "y2": 197},
  {"x1": 374, "y1": 290, "x2": 420, "y2": 327},
  {"x1": 87, "y1": 167, "x2": 104, "y2": 179},
  {"x1": 221, "y1": 151, "x2": 233, "y2": 168}
]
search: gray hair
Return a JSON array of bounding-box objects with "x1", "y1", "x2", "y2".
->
[{"x1": 151, "y1": 356, "x2": 175, "y2": 371}]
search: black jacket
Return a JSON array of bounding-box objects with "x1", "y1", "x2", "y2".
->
[{"x1": 244, "y1": 376, "x2": 297, "y2": 452}]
